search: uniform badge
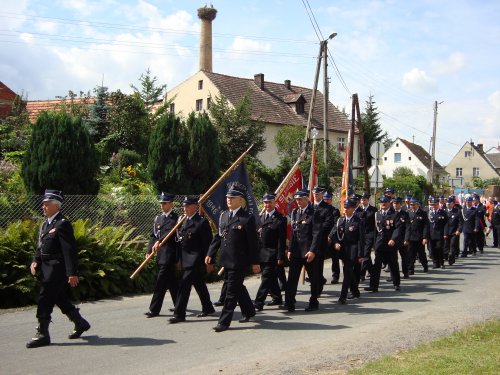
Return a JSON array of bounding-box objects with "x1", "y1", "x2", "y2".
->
[
  {"x1": 49, "y1": 228, "x2": 57, "y2": 234},
  {"x1": 237, "y1": 225, "x2": 242, "y2": 229},
  {"x1": 302, "y1": 220, "x2": 306, "y2": 224},
  {"x1": 348, "y1": 225, "x2": 354, "y2": 232}
]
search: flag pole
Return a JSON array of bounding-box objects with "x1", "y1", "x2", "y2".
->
[{"x1": 130, "y1": 144, "x2": 254, "y2": 279}]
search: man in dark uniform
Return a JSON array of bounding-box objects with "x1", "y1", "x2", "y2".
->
[
  {"x1": 404, "y1": 198, "x2": 429, "y2": 274},
  {"x1": 283, "y1": 189, "x2": 322, "y2": 312},
  {"x1": 384, "y1": 187, "x2": 395, "y2": 199},
  {"x1": 206, "y1": 185, "x2": 260, "y2": 332},
  {"x1": 473, "y1": 194, "x2": 486, "y2": 253},
  {"x1": 364, "y1": 196, "x2": 403, "y2": 292},
  {"x1": 439, "y1": 194, "x2": 446, "y2": 210},
  {"x1": 323, "y1": 192, "x2": 341, "y2": 284},
  {"x1": 443, "y1": 197, "x2": 463, "y2": 265},
  {"x1": 169, "y1": 196, "x2": 215, "y2": 323},
  {"x1": 491, "y1": 201, "x2": 500, "y2": 249},
  {"x1": 391, "y1": 197, "x2": 409, "y2": 279},
  {"x1": 311, "y1": 186, "x2": 335, "y2": 293},
  {"x1": 357, "y1": 193, "x2": 377, "y2": 281},
  {"x1": 27, "y1": 190, "x2": 90, "y2": 348},
  {"x1": 144, "y1": 193, "x2": 179, "y2": 318},
  {"x1": 329, "y1": 199, "x2": 364, "y2": 303},
  {"x1": 461, "y1": 196, "x2": 480, "y2": 257},
  {"x1": 428, "y1": 197, "x2": 448, "y2": 268},
  {"x1": 253, "y1": 193, "x2": 287, "y2": 310}
]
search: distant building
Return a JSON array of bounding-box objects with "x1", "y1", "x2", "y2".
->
[
  {"x1": 445, "y1": 141, "x2": 500, "y2": 187},
  {"x1": 0, "y1": 81, "x2": 17, "y2": 119},
  {"x1": 370, "y1": 137, "x2": 448, "y2": 183}
]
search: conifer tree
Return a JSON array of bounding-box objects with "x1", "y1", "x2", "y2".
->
[{"x1": 22, "y1": 111, "x2": 99, "y2": 194}]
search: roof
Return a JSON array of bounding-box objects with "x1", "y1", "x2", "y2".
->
[
  {"x1": 470, "y1": 142, "x2": 500, "y2": 175},
  {"x1": 399, "y1": 138, "x2": 447, "y2": 175},
  {"x1": 26, "y1": 98, "x2": 94, "y2": 122},
  {"x1": 203, "y1": 71, "x2": 351, "y2": 133},
  {"x1": 486, "y1": 153, "x2": 500, "y2": 169},
  {"x1": 0, "y1": 81, "x2": 17, "y2": 119}
]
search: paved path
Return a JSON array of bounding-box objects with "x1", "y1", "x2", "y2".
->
[{"x1": 1, "y1": 247, "x2": 499, "y2": 375}]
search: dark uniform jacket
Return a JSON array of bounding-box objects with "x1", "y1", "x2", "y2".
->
[
  {"x1": 475, "y1": 203, "x2": 487, "y2": 230},
  {"x1": 176, "y1": 213, "x2": 213, "y2": 269},
  {"x1": 207, "y1": 208, "x2": 259, "y2": 270},
  {"x1": 393, "y1": 209, "x2": 408, "y2": 246},
  {"x1": 34, "y1": 212, "x2": 78, "y2": 283},
  {"x1": 405, "y1": 207, "x2": 430, "y2": 242},
  {"x1": 313, "y1": 200, "x2": 335, "y2": 256},
  {"x1": 444, "y1": 207, "x2": 463, "y2": 236},
  {"x1": 148, "y1": 211, "x2": 179, "y2": 265},
  {"x1": 258, "y1": 210, "x2": 287, "y2": 263},
  {"x1": 491, "y1": 205, "x2": 500, "y2": 228},
  {"x1": 356, "y1": 204, "x2": 377, "y2": 238},
  {"x1": 329, "y1": 214, "x2": 365, "y2": 261},
  {"x1": 428, "y1": 208, "x2": 447, "y2": 240},
  {"x1": 461, "y1": 206, "x2": 480, "y2": 234},
  {"x1": 374, "y1": 207, "x2": 404, "y2": 252},
  {"x1": 289, "y1": 204, "x2": 321, "y2": 258}
]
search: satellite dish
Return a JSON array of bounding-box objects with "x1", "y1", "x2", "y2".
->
[{"x1": 369, "y1": 141, "x2": 385, "y2": 160}]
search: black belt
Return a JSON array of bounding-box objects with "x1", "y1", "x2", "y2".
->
[{"x1": 41, "y1": 253, "x2": 63, "y2": 261}]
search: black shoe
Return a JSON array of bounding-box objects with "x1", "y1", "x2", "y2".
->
[
  {"x1": 337, "y1": 297, "x2": 346, "y2": 304},
  {"x1": 280, "y1": 304, "x2": 295, "y2": 312},
  {"x1": 213, "y1": 324, "x2": 229, "y2": 332},
  {"x1": 403, "y1": 274, "x2": 409, "y2": 279},
  {"x1": 461, "y1": 253, "x2": 467, "y2": 258},
  {"x1": 213, "y1": 301, "x2": 224, "y2": 307},
  {"x1": 169, "y1": 308, "x2": 175, "y2": 312},
  {"x1": 144, "y1": 311, "x2": 159, "y2": 318},
  {"x1": 253, "y1": 303, "x2": 264, "y2": 312},
  {"x1": 394, "y1": 285, "x2": 401, "y2": 291},
  {"x1": 441, "y1": 264, "x2": 445, "y2": 269},
  {"x1": 169, "y1": 317, "x2": 186, "y2": 324},
  {"x1": 331, "y1": 278, "x2": 339, "y2": 284},
  {"x1": 423, "y1": 268, "x2": 429, "y2": 273},
  {"x1": 347, "y1": 292, "x2": 360, "y2": 299},
  {"x1": 197, "y1": 308, "x2": 215, "y2": 317},
  {"x1": 305, "y1": 304, "x2": 319, "y2": 312},
  {"x1": 409, "y1": 270, "x2": 414, "y2": 275},
  {"x1": 364, "y1": 287, "x2": 378, "y2": 292},
  {"x1": 386, "y1": 277, "x2": 393, "y2": 282},
  {"x1": 432, "y1": 264, "x2": 440, "y2": 269},
  {"x1": 266, "y1": 299, "x2": 283, "y2": 306},
  {"x1": 238, "y1": 314, "x2": 255, "y2": 323}
]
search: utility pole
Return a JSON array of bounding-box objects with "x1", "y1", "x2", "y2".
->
[{"x1": 430, "y1": 100, "x2": 443, "y2": 185}]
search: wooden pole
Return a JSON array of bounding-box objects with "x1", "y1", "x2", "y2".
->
[{"x1": 130, "y1": 144, "x2": 254, "y2": 279}]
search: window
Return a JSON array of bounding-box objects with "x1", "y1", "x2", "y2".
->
[
  {"x1": 337, "y1": 137, "x2": 345, "y2": 152},
  {"x1": 465, "y1": 150, "x2": 472, "y2": 157},
  {"x1": 207, "y1": 97, "x2": 211, "y2": 109},
  {"x1": 169, "y1": 103, "x2": 175, "y2": 113},
  {"x1": 456, "y1": 168, "x2": 462, "y2": 177},
  {"x1": 195, "y1": 99, "x2": 203, "y2": 111},
  {"x1": 396, "y1": 143, "x2": 399, "y2": 147},
  {"x1": 198, "y1": 80, "x2": 203, "y2": 90},
  {"x1": 408, "y1": 156, "x2": 412, "y2": 160},
  {"x1": 384, "y1": 157, "x2": 387, "y2": 161},
  {"x1": 473, "y1": 167, "x2": 480, "y2": 177},
  {"x1": 394, "y1": 153, "x2": 401, "y2": 163}
]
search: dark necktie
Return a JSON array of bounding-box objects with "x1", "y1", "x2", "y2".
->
[{"x1": 229, "y1": 211, "x2": 233, "y2": 220}]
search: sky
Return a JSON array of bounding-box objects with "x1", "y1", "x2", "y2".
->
[{"x1": 1, "y1": 0, "x2": 499, "y2": 166}]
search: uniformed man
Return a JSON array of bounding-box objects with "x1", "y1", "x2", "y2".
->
[
  {"x1": 323, "y1": 192, "x2": 341, "y2": 284},
  {"x1": 443, "y1": 197, "x2": 463, "y2": 265},
  {"x1": 364, "y1": 196, "x2": 403, "y2": 292},
  {"x1": 461, "y1": 196, "x2": 480, "y2": 257},
  {"x1": 392, "y1": 197, "x2": 409, "y2": 279},
  {"x1": 438, "y1": 194, "x2": 446, "y2": 210},
  {"x1": 283, "y1": 189, "x2": 322, "y2": 312},
  {"x1": 384, "y1": 187, "x2": 395, "y2": 199},
  {"x1": 169, "y1": 196, "x2": 215, "y2": 324},
  {"x1": 26, "y1": 190, "x2": 90, "y2": 348},
  {"x1": 427, "y1": 197, "x2": 447, "y2": 268},
  {"x1": 356, "y1": 193, "x2": 377, "y2": 281},
  {"x1": 404, "y1": 198, "x2": 429, "y2": 274},
  {"x1": 253, "y1": 193, "x2": 287, "y2": 310},
  {"x1": 491, "y1": 201, "x2": 500, "y2": 249},
  {"x1": 144, "y1": 193, "x2": 179, "y2": 318},
  {"x1": 206, "y1": 185, "x2": 260, "y2": 332},
  {"x1": 329, "y1": 199, "x2": 364, "y2": 303},
  {"x1": 473, "y1": 194, "x2": 487, "y2": 253},
  {"x1": 311, "y1": 186, "x2": 335, "y2": 294}
]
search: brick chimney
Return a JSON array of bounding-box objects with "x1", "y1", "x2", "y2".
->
[
  {"x1": 197, "y1": 6, "x2": 217, "y2": 72},
  {"x1": 477, "y1": 143, "x2": 483, "y2": 152},
  {"x1": 284, "y1": 80, "x2": 291, "y2": 90},
  {"x1": 254, "y1": 73, "x2": 264, "y2": 90}
]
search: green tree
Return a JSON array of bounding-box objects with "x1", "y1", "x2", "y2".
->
[
  {"x1": 0, "y1": 94, "x2": 31, "y2": 157},
  {"x1": 186, "y1": 112, "x2": 221, "y2": 193},
  {"x1": 209, "y1": 93, "x2": 266, "y2": 167},
  {"x1": 55, "y1": 90, "x2": 92, "y2": 118},
  {"x1": 393, "y1": 166, "x2": 414, "y2": 178},
  {"x1": 362, "y1": 95, "x2": 391, "y2": 167},
  {"x1": 85, "y1": 85, "x2": 110, "y2": 143},
  {"x1": 130, "y1": 68, "x2": 167, "y2": 112},
  {"x1": 21, "y1": 111, "x2": 99, "y2": 194},
  {"x1": 148, "y1": 112, "x2": 190, "y2": 194}
]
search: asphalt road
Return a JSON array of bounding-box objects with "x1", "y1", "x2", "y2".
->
[{"x1": 1, "y1": 246, "x2": 499, "y2": 375}]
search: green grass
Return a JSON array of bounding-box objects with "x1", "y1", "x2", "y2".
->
[{"x1": 348, "y1": 319, "x2": 500, "y2": 375}]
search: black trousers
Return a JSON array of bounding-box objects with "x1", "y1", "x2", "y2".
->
[
  {"x1": 408, "y1": 240, "x2": 428, "y2": 271},
  {"x1": 254, "y1": 262, "x2": 282, "y2": 306},
  {"x1": 174, "y1": 265, "x2": 213, "y2": 319},
  {"x1": 429, "y1": 239, "x2": 444, "y2": 266},
  {"x1": 444, "y1": 234, "x2": 460, "y2": 264},
  {"x1": 218, "y1": 268, "x2": 255, "y2": 327},
  {"x1": 396, "y1": 244, "x2": 409, "y2": 276},
  {"x1": 495, "y1": 226, "x2": 500, "y2": 248},
  {"x1": 370, "y1": 249, "x2": 400, "y2": 289},
  {"x1": 361, "y1": 235, "x2": 375, "y2": 277},
  {"x1": 475, "y1": 230, "x2": 485, "y2": 251},
  {"x1": 276, "y1": 263, "x2": 287, "y2": 291},
  {"x1": 37, "y1": 280, "x2": 76, "y2": 320},
  {"x1": 285, "y1": 256, "x2": 319, "y2": 307},
  {"x1": 331, "y1": 249, "x2": 340, "y2": 281},
  {"x1": 491, "y1": 224, "x2": 498, "y2": 247},
  {"x1": 149, "y1": 262, "x2": 178, "y2": 314},
  {"x1": 462, "y1": 232, "x2": 476, "y2": 255},
  {"x1": 339, "y1": 254, "x2": 360, "y2": 299}
]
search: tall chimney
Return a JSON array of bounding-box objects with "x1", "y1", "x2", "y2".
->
[
  {"x1": 284, "y1": 80, "x2": 291, "y2": 90},
  {"x1": 197, "y1": 6, "x2": 217, "y2": 72},
  {"x1": 254, "y1": 73, "x2": 264, "y2": 90}
]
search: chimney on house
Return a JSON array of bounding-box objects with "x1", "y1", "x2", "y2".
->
[
  {"x1": 254, "y1": 73, "x2": 264, "y2": 90},
  {"x1": 477, "y1": 143, "x2": 483, "y2": 152},
  {"x1": 284, "y1": 80, "x2": 291, "y2": 90},
  {"x1": 197, "y1": 5, "x2": 217, "y2": 72}
]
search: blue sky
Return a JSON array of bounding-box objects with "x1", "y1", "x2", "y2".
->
[{"x1": 1, "y1": 0, "x2": 499, "y2": 165}]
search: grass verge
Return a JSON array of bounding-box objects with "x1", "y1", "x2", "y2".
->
[{"x1": 348, "y1": 319, "x2": 500, "y2": 375}]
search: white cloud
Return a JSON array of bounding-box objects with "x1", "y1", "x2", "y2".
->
[
  {"x1": 402, "y1": 68, "x2": 438, "y2": 94},
  {"x1": 488, "y1": 90, "x2": 500, "y2": 111},
  {"x1": 226, "y1": 36, "x2": 271, "y2": 60},
  {"x1": 35, "y1": 21, "x2": 59, "y2": 33},
  {"x1": 431, "y1": 52, "x2": 466, "y2": 75},
  {"x1": 19, "y1": 33, "x2": 34, "y2": 43}
]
